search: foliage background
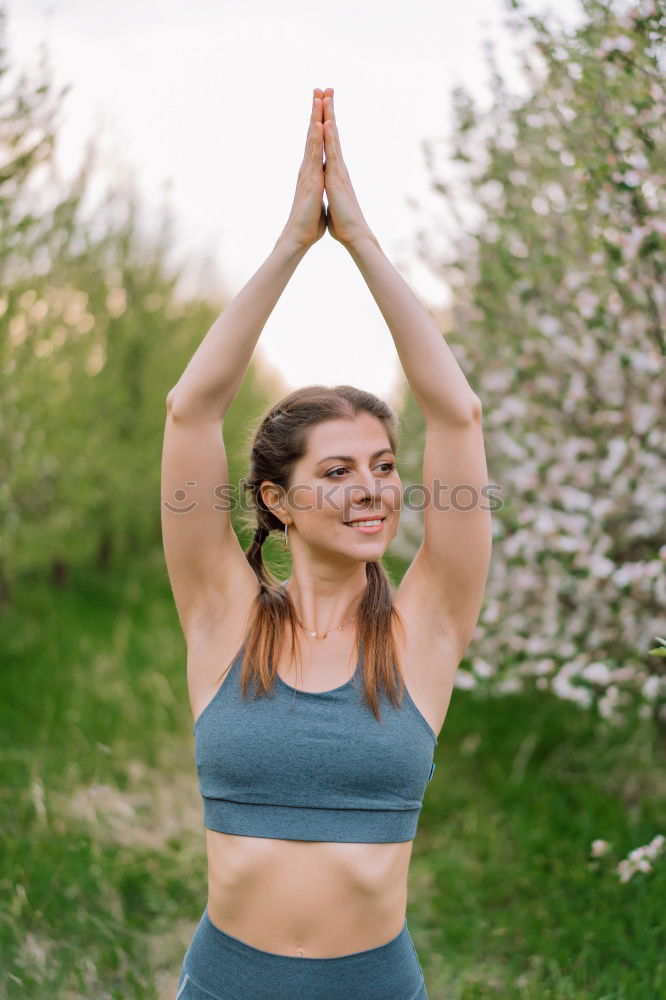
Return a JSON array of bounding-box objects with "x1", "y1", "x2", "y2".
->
[
  {"x1": 1, "y1": 1, "x2": 664, "y2": 997},
  {"x1": 396, "y1": 0, "x2": 666, "y2": 727}
]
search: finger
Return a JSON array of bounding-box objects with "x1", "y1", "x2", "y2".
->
[
  {"x1": 311, "y1": 88, "x2": 324, "y2": 125},
  {"x1": 323, "y1": 120, "x2": 339, "y2": 165},
  {"x1": 304, "y1": 91, "x2": 324, "y2": 163},
  {"x1": 311, "y1": 93, "x2": 324, "y2": 140},
  {"x1": 305, "y1": 90, "x2": 322, "y2": 151},
  {"x1": 311, "y1": 121, "x2": 324, "y2": 162},
  {"x1": 322, "y1": 92, "x2": 340, "y2": 158},
  {"x1": 322, "y1": 91, "x2": 334, "y2": 125}
]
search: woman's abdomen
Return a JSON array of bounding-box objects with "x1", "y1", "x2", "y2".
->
[{"x1": 204, "y1": 829, "x2": 414, "y2": 957}]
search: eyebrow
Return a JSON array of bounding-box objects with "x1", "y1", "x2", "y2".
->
[{"x1": 316, "y1": 448, "x2": 395, "y2": 466}]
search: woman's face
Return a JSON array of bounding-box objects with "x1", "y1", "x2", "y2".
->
[{"x1": 267, "y1": 412, "x2": 402, "y2": 565}]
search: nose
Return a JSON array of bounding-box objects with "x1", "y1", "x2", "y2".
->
[{"x1": 347, "y1": 474, "x2": 384, "y2": 508}]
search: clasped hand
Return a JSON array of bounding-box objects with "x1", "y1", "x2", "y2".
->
[{"x1": 282, "y1": 88, "x2": 374, "y2": 251}]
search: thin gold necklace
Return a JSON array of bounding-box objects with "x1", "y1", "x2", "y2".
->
[
  {"x1": 294, "y1": 612, "x2": 357, "y2": 640},
  {"x1": 281, "y1": 580, "x2": 361, "y2": 640}
]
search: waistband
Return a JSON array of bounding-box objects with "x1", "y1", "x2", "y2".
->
[
  {"x1": 180, "y1": 905, "x2": 425, "y2": 1000},
  {"x1": 202, "y1": 796, "x2": 421, "y2": 842}
]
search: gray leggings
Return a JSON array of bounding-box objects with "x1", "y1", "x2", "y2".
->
[{"x1": 176, "y1": 905, "x2": 428, "y2": 1000}]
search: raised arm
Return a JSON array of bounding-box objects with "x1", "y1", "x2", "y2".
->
[
  {"x1": 167, "y1": 235, "x2": 308, "y2": 421},
  {"x1": 322, "y1": 89, "x2": 492, "y2": 663},
  {"x1": 168, "y1": 88, "x2": 329, "y2": 420},
  {"x1": 162, "y1": 91, "x2": 328, "y2": 638}
]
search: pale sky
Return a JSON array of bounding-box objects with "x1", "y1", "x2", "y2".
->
[{"x1": 6, "y1": 0, "x2": 583, "y2": 408}]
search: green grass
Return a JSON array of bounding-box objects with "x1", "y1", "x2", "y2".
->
[{"x1": 1, "y1": 549, "x2": 664, "y2": 998}]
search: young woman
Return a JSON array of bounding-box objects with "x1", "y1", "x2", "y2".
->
[{"x1": 162, "y1": 87, "x2": 492, "y2": 1000}]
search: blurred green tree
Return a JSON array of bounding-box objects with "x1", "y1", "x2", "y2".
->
[{"x1": 0, "y1": 8, "x2": 282, "y2": 602}]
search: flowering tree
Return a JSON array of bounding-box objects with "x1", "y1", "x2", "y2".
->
[{"x1": 396, "y1": 0, "x2": 666, "y2": 726}]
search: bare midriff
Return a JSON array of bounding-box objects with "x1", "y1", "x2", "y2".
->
[{"x1": 205, "y1": 829, "x2": 414, "y2": 958}]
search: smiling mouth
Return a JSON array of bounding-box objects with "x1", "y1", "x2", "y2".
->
[{"x1": 343, "y1": 517, "x2": 386, "y2": 526}]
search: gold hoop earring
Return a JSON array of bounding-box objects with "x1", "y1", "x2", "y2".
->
[{"x1": 284, "y1": 523, "x2": 289, "y2": 551}]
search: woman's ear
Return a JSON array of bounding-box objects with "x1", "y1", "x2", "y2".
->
[{"x1": 260, "y1": 482, "x2": 287, "y2": 522}]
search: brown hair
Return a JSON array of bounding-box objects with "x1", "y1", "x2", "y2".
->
[{"x1": 234, "y1": 383, "x2": 407, "y2": 723}]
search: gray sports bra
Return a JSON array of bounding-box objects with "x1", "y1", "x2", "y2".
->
[{"x1": 193, "y1": 593, "x2": 438, "y2": 843}]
